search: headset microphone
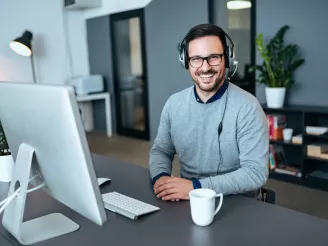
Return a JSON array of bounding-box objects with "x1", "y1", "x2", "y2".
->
[
  {"x1": 218, "y1": 122, "x2": 222, "y2": 136},
  {"x1": 217, "y1": 86, "x2": 229, "y2": 174}
]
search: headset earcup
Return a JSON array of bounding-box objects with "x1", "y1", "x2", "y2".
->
[
  {"x1": 179, "y1": 52, "x2": 185, "y2": 68},
  {"x1": 178, "y1": 42, "x2": 188, "y2": 69},
  {"x1": 178, "y1": 43, "x2": 184, "y2": 67},
  {"x1": 184, "y1": 47, "x2": 189, "y2": 69},
  {"x1": 225, "y1": 47, "x2": 231, "y2": 68}
]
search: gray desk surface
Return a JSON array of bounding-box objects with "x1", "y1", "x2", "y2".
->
[
  {"x1": 0, "y1": 234, "x2": 13, "y2": 246},
  {"x1": 1, "y1": 153, "x2": 328, "y2": 246}
]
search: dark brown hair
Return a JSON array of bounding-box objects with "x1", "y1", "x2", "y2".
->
[{"x1": 184, "y1": 24, "x2": 228, "y2": 56}]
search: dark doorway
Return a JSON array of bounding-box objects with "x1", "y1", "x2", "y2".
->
[{"x1": 110, "y1": 9, "x2": 150, "y2": 140}]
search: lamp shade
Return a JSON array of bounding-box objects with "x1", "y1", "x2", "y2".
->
[
  {"x1": 9, "y1": 31, "x2": 33, "y2": 57},
  {"x1": 227, "y1": 0, "x2": 252, "y2": 10}
]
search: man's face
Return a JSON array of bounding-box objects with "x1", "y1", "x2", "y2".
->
[{"x1": 188, "y1": 36, "x2": 225, "y2": 93}]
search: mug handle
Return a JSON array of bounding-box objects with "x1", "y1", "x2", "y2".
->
[{"x1": 214, "y1": 193, "x2": 223, "y2": 215}]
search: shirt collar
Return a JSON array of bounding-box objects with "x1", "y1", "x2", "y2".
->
[{"x1": 194, "y1": 79, "x2": 229, "y2": 104}]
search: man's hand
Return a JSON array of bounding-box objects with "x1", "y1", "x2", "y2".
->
[{"x1": 153, "y1": 176, "x2": 193, "y2": 201}]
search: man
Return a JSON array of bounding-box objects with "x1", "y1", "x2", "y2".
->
[{"x1": 149, "y1": 24, "x2": 269, "y2": 201}]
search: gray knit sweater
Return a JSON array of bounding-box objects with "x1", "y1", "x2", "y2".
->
[{"x1": 149, "y1": 82, "x2": 269, "y2": 195}]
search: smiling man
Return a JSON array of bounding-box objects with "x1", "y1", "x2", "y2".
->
[{"x1": 149, "y1": 24, "x2": 269, "y2": 201}]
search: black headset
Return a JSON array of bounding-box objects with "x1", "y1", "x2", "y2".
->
[
  {"x1": 177, "y1": 29, "x2": 238, "y2": 79},
  {"x1": 216, "y1": 86, "x2": 229, "y2": 175}
]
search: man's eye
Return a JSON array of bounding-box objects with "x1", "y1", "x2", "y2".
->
[
  {"x1": 210, "y1": 55, "x2": 220, "y2": 60},
  {"x1": 191, "y1": 57, "x2": 201, "y2": 62}
]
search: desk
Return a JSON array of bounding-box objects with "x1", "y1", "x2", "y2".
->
[
  {"x1": 1, "y1": 154, "x2": 328, "y2": 246},
  {"x1": 76, "y1": 93, "x2": 112, "y2": 137},
  {"x1": 0, "y1": 234, "x2": 12, "y2": 246}
]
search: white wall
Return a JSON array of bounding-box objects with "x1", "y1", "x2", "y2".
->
[
  {"x1": 0, "y1": 0, "x2": 88, "y2": 84},
  {"x1": 0, "y1": 0, "x2": 152, "y2": 84},
  {"x1": 84, "y1": 0, "x2": 153, "y2": 19}
]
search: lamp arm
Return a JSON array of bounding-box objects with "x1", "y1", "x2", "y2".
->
[{"x1": 30, "y1": 53, "x2": 36, "y2": 83}]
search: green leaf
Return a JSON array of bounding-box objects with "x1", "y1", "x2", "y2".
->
[
  {"x1": 288, "y1": 59, "x2": 305, "y2": 72},
  {"x1": 248, "y1": 65, "x2": 265, "y2": 73},
  {"x1": 253, "y1": 25, "x2": 304, "y2": 88}
]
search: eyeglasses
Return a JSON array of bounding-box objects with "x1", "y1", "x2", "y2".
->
[{"x1": 188, "y1": 54, "x2": 224, "y2": 68}]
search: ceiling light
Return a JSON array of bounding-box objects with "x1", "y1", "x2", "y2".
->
[{"x1": 227, "y1": 0, "x2": 252, "y2": 10}]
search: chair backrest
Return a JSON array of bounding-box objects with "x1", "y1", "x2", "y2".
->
[{"x1": 261, "y1": 188, "x2": 276, "y2": 204}]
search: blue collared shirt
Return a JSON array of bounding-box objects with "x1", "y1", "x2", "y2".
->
[{"x1": 194, "y1": 79, "x2": 229, "y2": 103}]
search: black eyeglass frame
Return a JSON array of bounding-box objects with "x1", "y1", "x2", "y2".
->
[{"x1": 188, "y1": 53, "x2": 224, "y2": 68}]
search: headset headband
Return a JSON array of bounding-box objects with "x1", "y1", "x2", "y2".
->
[{"x1": 179, "y1": 31, "x2": 235, "y2": 58}]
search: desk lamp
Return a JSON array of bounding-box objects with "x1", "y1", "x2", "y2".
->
[{"x1": 9, "y1": 30, "x2": 37, "y2": 83}]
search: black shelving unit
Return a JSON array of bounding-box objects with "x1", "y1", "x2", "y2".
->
[
  {"x1": 270, "y1": 139, "x2": 302, "y2": 147},
  {"x1": 262, "y1": 104, "x2": 328, "y2": 191}
]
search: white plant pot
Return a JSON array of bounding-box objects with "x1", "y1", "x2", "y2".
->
[
  {"x1": 0, "y1": 155, "x2": 14, "y2": 182},
  {"x1": 265, "y1": 87, "x2": 286, "y2": 108}
]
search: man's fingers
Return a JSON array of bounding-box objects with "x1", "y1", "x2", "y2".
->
[
  {"x1": 162, "y1": 193, "x2": 182, "y2": 201},
  {"x1": 156, "y1": 188, "x2": 178, "y2": 199},
  {"x1": 153, "y1": 180, "x2": 164, "y2": 190},
  {"x1": 154, "y1": 178, "x2": 175, "y2": 192},
  {"x1": 154, "y1": 183, "x2": 175, "y2": 194},
  {"x1": 162, "y1": 193, "x2": 189, "y2": 201},
  {"x1": 171, "y1": 199, "x2": 180, "y2": 202},
  {"x1": 163, "y1": 177, "x2": 176, "y2": 184},
  {"x1": 153, "y1": 177, "x2": 174, "y2": 190}
]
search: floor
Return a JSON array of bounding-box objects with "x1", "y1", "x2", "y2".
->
[{"x1": 87, "y1": 132, "x2": 328, "y2": 220}]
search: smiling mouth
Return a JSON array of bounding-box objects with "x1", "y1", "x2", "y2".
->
[
  {"x1": 199, "y1": 73, "x2": 216, "y2": 82},
  {"x1": 199, "y1": 74, "x2": 215, "y2": 79}
]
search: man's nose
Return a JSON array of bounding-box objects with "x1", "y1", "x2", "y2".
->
[{"x1": 200, "y1": 59, "x2": 211, "y2": 72}]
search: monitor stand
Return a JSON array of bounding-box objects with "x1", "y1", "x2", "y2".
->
[{"x1": 2, "y1": 143, "x2": 79, "y2": 245}]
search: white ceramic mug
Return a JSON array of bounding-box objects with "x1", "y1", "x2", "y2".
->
[
  {"x1": 283, "y1": 128, "x2": 293, "y2": 141},
  {"x1": 189, "y1": 188, "x2": 223, "y2": 226}
]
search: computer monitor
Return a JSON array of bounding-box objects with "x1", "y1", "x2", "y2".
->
[{"x1": 0, "y1": 82, "x2": 107, "y2": 245}]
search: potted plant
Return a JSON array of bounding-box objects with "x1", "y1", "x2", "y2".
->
[
  {"x1": 250, "y1": 25, "x2": 305, "y2": 108},
  {"x1": 0, "y1": 121, "x2": 14, "y2": 182}
]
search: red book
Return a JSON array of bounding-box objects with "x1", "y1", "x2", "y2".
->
[
  {"x1": 272, "y1": 115, "x2": 286, "y2": 140},
  {"x1": 267, "y1": 115, "x2": 274, "y2": 139}
]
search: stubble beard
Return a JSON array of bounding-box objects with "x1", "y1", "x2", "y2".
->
[{"x1": 193, "y1": 69, "x2": 225, "y2": 93}]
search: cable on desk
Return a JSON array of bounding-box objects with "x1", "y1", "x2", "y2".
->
[
  {"x1": 0, "y1": 174, "x2": 39, "y2": 207},
  {"x1": 0, "y1": 175, "x2": 45, "y2": 215}
]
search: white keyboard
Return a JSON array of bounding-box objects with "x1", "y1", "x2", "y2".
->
[{"x1": 102, "y1": 192, "x2": 160, "y2": 220}]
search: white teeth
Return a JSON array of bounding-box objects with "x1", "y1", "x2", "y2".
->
[{"x1": 200, "y1": 74, "x2": 214, "y2": 78}]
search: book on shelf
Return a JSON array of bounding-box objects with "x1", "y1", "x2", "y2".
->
[
  {"x1": 306, "y1": 126, "x2": 328, "y2": 136},
  {"x1": 274, "y1": 166, "x2": 302, "y2": 178},
  {"x1": 269, "y1": 145, "x2": 284, "y2": 170},
  {"x1": 307, "y1": 145, "x2": 328, "y2": 160},
  {"x1": 266, "y1": 114, "x2": 287, "y2": 140},
  {"x1": 292, "y1": 134, "x2": 303, "y2": 144},
  {"x1": 269, "y1": 144, "x2": 302, "y2": 177},
  {"x1": 307, "y1": 143, "x2": 328, "y2": 156}
]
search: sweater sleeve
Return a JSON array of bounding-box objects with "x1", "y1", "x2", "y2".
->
[
  {"x1": 199, "y1": 98, "x2": 269, "y2": 195},
  {"x1": 149, "y1": 99, "x2": 176, "y2": 180}
]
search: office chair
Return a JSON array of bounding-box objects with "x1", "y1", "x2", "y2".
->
[{"x1": 260, "y1": 188, "x2": 276, "y2": 204}]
